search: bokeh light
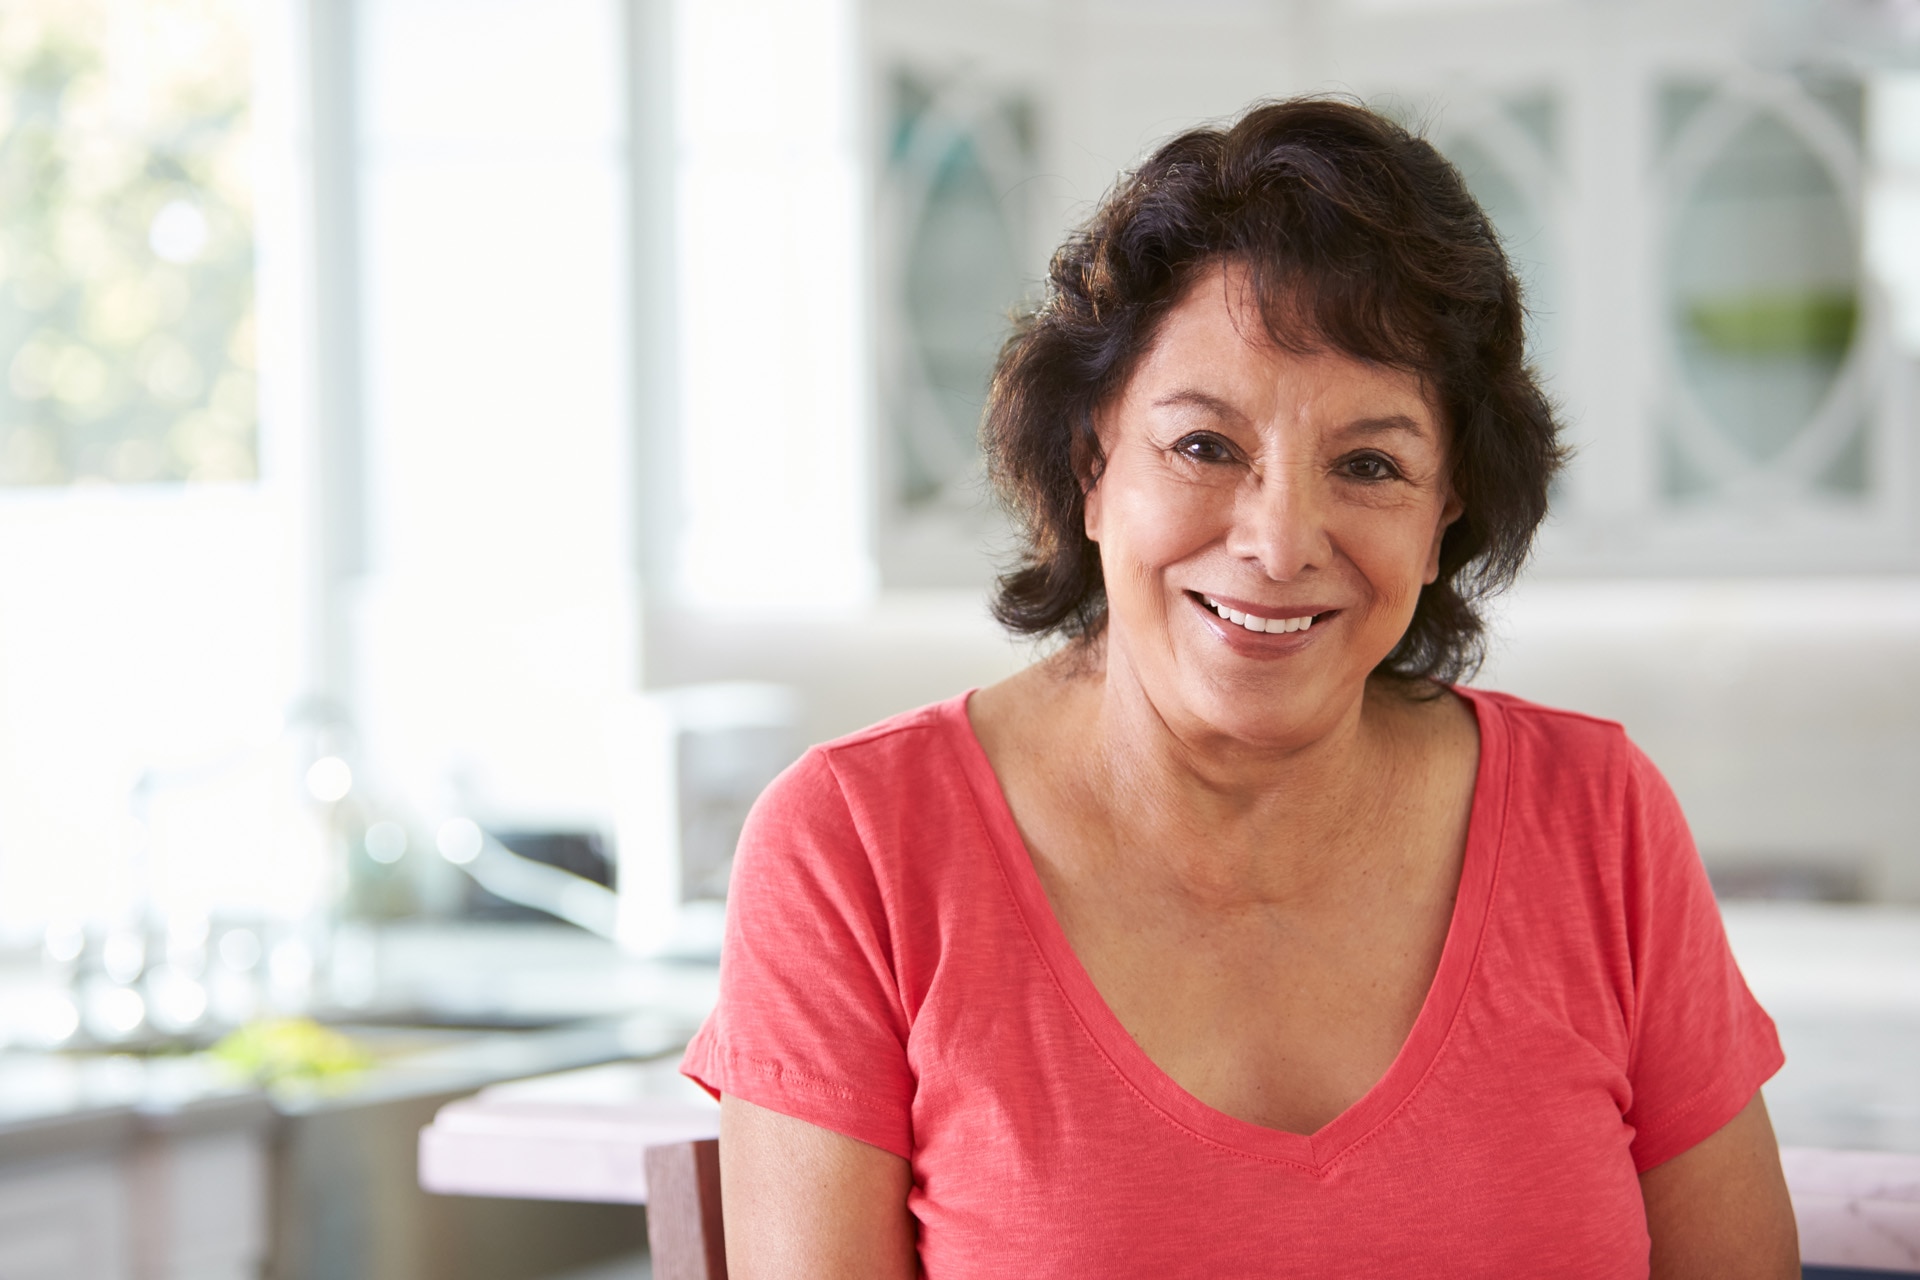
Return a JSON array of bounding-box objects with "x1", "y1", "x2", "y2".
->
[
  {"x1": 436, "y1": 817, "x2": 484, "y2": 866},
  {"x1": 304, "y1": 756, "x2": 353, "y2": 803}
]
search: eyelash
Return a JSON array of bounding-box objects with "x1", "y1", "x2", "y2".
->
[
  {"x1": 1173, "y1": 433, "x2": 1235, "y2": 464},
  {"x1": 1174, "y1": 435, "x2": 1405, "y2": 483},
  {"x1": 1339, "y1": 452, "x2": 1403, "y2": 482}
]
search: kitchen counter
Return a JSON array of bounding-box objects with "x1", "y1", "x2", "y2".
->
[
  {"x1": 1, "y1": 936, "x2": 717, "y2": 1144},
  {"x1": 0, "y1": 922, "x2": 720, "y2": 1280}
]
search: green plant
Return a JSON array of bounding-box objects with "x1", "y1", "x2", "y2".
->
[{"x1": 0, "y1": 1, "x2": 255, "y2": 485}]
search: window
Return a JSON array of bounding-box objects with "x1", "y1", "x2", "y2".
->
[
  {"x1": 0, "y1": 0, "x2": 298, "y2": 967},
  {"x1": 0, "y1": 0, "x2": 256, "y2": 486}
]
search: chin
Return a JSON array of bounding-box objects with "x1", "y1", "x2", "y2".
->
[{"x1": 1177, "y1": 670, "x2": 1346, "y2": 747}]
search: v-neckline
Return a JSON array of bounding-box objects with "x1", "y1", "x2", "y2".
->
[{"x1": 943, "y1": 685, "x2": 1511, "y2": 1174}]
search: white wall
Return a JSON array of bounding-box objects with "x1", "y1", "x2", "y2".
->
[
  {"x1": 653, "y1": 578, "x2": 1920, "y2": 903},
  {"x1": 1481, "y1": 578, "x2": 1920, "y2": 901}
]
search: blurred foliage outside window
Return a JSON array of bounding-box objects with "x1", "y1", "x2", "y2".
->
[{"x1": 0, "y1": 0, "x2": 254, "y2": 487}]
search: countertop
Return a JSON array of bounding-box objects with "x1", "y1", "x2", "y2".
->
[
  {"x1": 5, "y1": 904, "x2": 1915, "y2": 1162},
  {"x1": 0, "y1": 922, "x2": 719, "y2": 1164}
]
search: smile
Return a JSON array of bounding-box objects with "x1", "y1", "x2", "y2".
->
[{"x1": 1197, "y1": 594, "x2": 1330, "y2": 635}]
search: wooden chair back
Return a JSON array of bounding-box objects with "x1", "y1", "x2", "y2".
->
[{"x1": 645, "y1": 1139, "x2": 728, "y2": 1280}]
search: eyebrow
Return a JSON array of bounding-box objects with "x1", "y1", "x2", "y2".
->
[
  {"x1": 1342, "y1": 414, "x2": 1432, "y2": 442},
  {"x1": 1152, "y1": 391, "x2": 1434, "y2": 443},
  {"x1": 1151, "y1": 389, "x2": 1245, "y2": 420}
]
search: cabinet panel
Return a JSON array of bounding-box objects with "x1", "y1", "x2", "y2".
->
[{"x1": 0, "y1": 1156, "x2": 129, "y2": 1280}]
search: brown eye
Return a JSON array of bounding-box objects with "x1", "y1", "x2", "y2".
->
[
  {"x1": 1342, "y1": 453, "x2": 1399, "y2": 481},
  {"x1": 1176, "y1": 434, "x2": 1234, "y2": 463}
]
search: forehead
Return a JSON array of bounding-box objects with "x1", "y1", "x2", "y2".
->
[{"x1": 1120, "y1": 262, "x2": 1441, "y2": 437}]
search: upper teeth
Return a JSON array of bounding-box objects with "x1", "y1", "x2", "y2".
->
[{"x1": 1203, "y1": 596, "x2": 1318, "y2": 634}]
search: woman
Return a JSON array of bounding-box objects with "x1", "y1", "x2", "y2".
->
[{"x1": 683, "y1": 98, "x2": 1795, "y2": 1277}]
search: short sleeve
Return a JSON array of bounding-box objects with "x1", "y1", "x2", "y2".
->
[
  {"x1": 679, "y1": 748, "x2": 916, "y2": 1159},
  {"x1": 1618, "y1": 743, "x2": 1784, "y2": 1172}
]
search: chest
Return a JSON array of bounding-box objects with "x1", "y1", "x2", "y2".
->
[
  {"x1": 1021, "y1": 737, "x2": 1475, "y2": 1135},
  {"x1": 903, "y1": 943, "x2": 1646, "y2": 1280},
  {"x1": 1040, "y1": 842, "x2": 1463, "y2": 1135}
]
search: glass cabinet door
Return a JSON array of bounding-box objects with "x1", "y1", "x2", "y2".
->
[
  {"x1": 1435, "y1": 91, "x2": 1563, "y2": 389},
  {"x1": 883, "y1": 76, "x2": 1035, "y2": 495},
  {"x1": 875, "y1": 70, "x2": 1038, "y2": 585},
  {"x1": 1659, "y1": 75, "x2": 1871, "y2": 500}
]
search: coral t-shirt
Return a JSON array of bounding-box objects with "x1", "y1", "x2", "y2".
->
[{"x1": 681, "y1": 687, "x2": 1783, "y2": 1278}]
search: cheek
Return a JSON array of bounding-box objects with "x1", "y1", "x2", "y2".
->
[
  {"x1": 1099, "y1": 475, "x2": 1223, "y2": 576},
  {"x1": 1342, "y1": 506, "x2": 1447, "y2": 611}
]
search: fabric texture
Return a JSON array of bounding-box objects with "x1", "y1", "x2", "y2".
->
[{"x1": 681, "y1": 687, "x2": 1783, "y2": 1279}]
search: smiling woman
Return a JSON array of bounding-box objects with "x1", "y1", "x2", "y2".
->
[
  {"x1": 984, "y1": 98, "x2": 1560, "y2": 685},
  {"x1": 682, "y1": 99, "x2": 1798, "y2": 1279},
  {"x1": 1075, "y1": 275, "x2": 1464, "y2": 750}
]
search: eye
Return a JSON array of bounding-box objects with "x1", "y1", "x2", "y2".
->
[
  {"x1": 1174, "y1": 433, "x2": 1235, "y2": 464},
  {"x1": 1339, "y1": 452, "x2": 1402, "y2": 482}
]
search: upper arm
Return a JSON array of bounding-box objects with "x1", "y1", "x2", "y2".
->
[
  {"x1": 1640, "y1": 1091, "x2": 1797, "y2": 1280},
  {"x1": 679, "y1": 748, "x2": 923, "y2": 1274},
  {"x1": 720, "y1": 1094, "x2": 917, "y2": 1280},
  {"x1": 681, "y1": 750, "x2": 919, "y2": 1158},
  {"x1": 1615, "y1": 743, "x2": 1784, "y2": 1170}
]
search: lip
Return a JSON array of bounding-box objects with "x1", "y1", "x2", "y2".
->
[
  {"x1": 1194, "y1": 592, "x2": 1341, "y2": 622},
  {"x1": 1185, "y1": 590, "x2": 1339, "y2": 659}
]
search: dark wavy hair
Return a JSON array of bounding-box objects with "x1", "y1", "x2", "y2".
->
[{"x1": 983, "y1": 97, "x2": 1565, "y2": 683}]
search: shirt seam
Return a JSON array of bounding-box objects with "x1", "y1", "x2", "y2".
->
[
  {"x1": 1620, "y1": 738, "x2": 1649, "y2": 1068},
  {"x1": 816, "y1": 746, "x2": 917, "y2": 1027},
  {"x1": 1469, "y1": 688, "x2": 1625, "y2": 733},
  {"x1": 691, "y1": 1037, "x2": 909, "y2": 1117},
  {"x1": 1627, "y1": 1038, "x2": 1784, "y2": 1171},
  {"x1": 805, "y1": 747, "x2": 921, "y2": 1159}
]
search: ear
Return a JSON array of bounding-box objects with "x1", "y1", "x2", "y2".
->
[
  {"x1": 1423, "y1": 488, "x2": 1465, "y2": 585},
  {"x1": 1075, "y1": 416, "x2": 1107, "y2": 544}
]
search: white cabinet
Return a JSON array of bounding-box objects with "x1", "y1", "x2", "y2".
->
[
  {"x1": 861, "y1": 0, "x2": 1920, "y2": 580},
  {"x1": 126, "y1": 1127, "x2": 268, "y2": 1280},
  {"x1": 0, "y1": 1115, "x2": 267, "y2": 1280},
  {"x1": 1337, "y1": 10, "x2": 1915, "y2": 574},
  {"x1": 0, "y1": 1155, "x2": 128, "y2": 1280}
]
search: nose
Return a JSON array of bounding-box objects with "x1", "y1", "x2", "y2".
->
[{"x1": 1224, "y1": 458, "x2": 1332, "y2": 580}]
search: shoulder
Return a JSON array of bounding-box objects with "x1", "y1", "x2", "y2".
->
[
  {"x1": 1459, "y1": 685, "x2": 1685, "y2": 850},
  {"x1": 1461, "y1": 685, "x2": 1629, "y2": 753},
  {"x1": 1460, "y1": 685, "x2": 1648, "y2": 790},
  {"x1": 1461, "y1": 686, "x2": 1702, "y2": 923},
  {"x1": 815, "y1": 693, "x2": 970, "y2": 760},
  {"x1": 773, "y1": 692, "x2": 974, "y2": 807},
  {"x1": 743, "y1": 691, "x2": 983, "y2": 868}
]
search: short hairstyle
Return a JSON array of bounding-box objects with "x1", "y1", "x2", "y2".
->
[{"x1": 982, "y1": 96, "x2": 1565, "y2": 684}]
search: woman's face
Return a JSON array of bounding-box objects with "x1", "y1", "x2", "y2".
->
[{"x1": 1083, "y1": 262, "x2": 1462, "y2": 748}]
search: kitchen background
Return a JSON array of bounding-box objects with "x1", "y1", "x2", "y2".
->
[{"x1": 1, "y1": 0, "x2": 1917, "y2": 1276}]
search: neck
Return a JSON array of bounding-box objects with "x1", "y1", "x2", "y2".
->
[{"x1": 1069, "y1": 644, "x2": 1403, "y2": 907}]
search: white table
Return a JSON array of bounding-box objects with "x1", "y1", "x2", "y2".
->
[{"x1": 419, "y1": 1058, "x2": 717, "y2": 1204}]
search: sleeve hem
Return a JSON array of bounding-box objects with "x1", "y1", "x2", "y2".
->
[
  {"x1": 681, "y1": 1036, "x2": 914, "y2": 1161},
  {"x1": 1628, "y1": 1038, "x2": 1785, "y2": 1174}
]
